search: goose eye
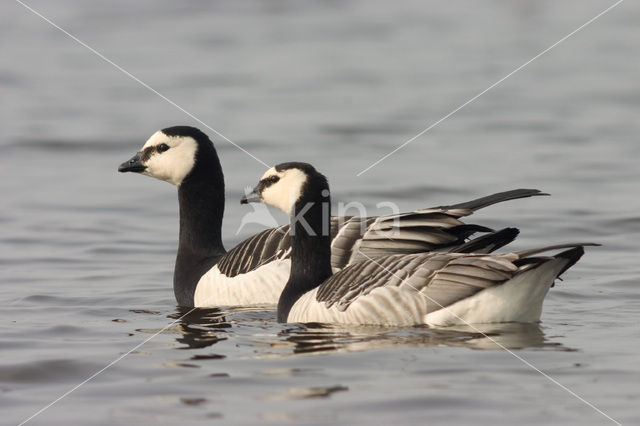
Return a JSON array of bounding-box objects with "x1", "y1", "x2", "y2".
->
[
  {"x1": 158, "y1": 143, "x2": 170, "y2": 153},
  {"x1": 263, "y1": 175, "x2": 280, "y2": 186}
]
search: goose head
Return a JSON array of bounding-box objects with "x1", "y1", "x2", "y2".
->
[
  {"x1": 118, "y1": 126, "x2": 215, "y2": 186},
  {"x1": 241, "y1": 162, "x2": 329, "y2": 216}
]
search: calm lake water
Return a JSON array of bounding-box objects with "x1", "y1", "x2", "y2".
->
[{"x1": 1, "y1": 0, "x2": 639, "y2": 424}]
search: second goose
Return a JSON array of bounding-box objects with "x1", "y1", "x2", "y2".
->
[{"x1": 242, "y1": 162, "x2": 596, "y2": 326}]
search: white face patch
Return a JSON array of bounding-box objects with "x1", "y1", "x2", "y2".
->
[
  {"x1": 259, "y1": 167, "x2": 308, "y2": 215},
  {"x1": 139, "y1": 131, "x2": 197, "y2": 186}
]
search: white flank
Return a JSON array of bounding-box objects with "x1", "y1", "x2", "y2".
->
[
  {"x1": 288, "y1": 257, "x2": 570, "y2": 327},
  {"x1": 423, "y1": 259, "x2": 564, "y2": 326},
  {"x1": 193, "y1": 259, "x2": 291, "y2": 307},
  {"x1": 288, "y1": 286, "x2": 426, "y2": 326}
]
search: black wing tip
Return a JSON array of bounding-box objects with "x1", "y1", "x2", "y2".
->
[
  {"x1": 499, "y1": 227, "x2": 521, "y2": 245},
  {"x1": 450, "y1": 223, "x2": 495, "y2": 235},
  {"x1": 453, "y1": 227, "x2": 520, "y2": 253},
  {"x1": 512, "y1": 188, "x2": 550, "y2": 196},
  {"x1": 442, "y1": 188, "x2": 550, "y2": 212}
]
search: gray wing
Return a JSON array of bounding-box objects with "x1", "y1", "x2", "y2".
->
[
  {"x1": 218, "y1": 219, "x2": 343, "y2": 276},
  {"x1": 221, "y1": 189, "x2": 542, "y2": 276},
  {"x1": 218, "y1": 215, "x2": 502, "y2": 278},
  {"x1": 217, "y1": 225, "x2": 292, "y2": 277},
  {"x1": 316, "y1": 252, "x2": 519, "y2": 313},
  {"x1": 329, "y1": 189, "x2": 544, "y2": 269}
]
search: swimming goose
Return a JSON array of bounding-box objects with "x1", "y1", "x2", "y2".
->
[
  {"x1": 242, "y1": 162, "x2": 596, "y2": 326},
  {"x1": 119, "y1": 126, "x2": 544, "y2": 308}
]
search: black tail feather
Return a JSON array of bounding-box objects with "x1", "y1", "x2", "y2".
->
[
  {"x1": 553, "y1": 246, "x2": 585, "y2": 278},
  {"x1": 512, "y1": 246, "x2": 588, "y2": 288}
]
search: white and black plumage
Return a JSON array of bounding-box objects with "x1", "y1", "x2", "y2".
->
[
  {"x1": 244, "y1": 162, "x2": 597, "y2": 325},
  {"x1": 119, "y1": 126, "x2": 543, "y2": 308}
]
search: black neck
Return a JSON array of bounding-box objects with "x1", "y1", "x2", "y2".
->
[
  {"x1": 174, "y1": 149, "x2": 226, "y2": 306},
  {"x1": 277, "y1": 190, "x2": 332, "y2": 322}
]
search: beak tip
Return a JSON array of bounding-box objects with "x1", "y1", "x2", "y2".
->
[
  {"x1": 118, "y1": 153, "x2": 146, "y2": 174},
  {"x1": 240, "y1": 189, "x2": 261, "y2": 205}
]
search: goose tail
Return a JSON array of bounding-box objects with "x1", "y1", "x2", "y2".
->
[
  {"x1": 552, "y1": 246, "x2": 586, "y2": 279},
  {"x1": 424, "y1": 243, "x2": 596, "y2": 326}
]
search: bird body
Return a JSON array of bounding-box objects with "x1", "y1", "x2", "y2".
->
[
  {"x1": 244, "y1": 162, "x2": 594, "y2": 325},
  {"x1": 120, "y1": 126, "x2": 547, "y2": 308}
]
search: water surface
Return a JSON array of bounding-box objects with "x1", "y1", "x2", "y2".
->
[{"x1": 1, "y1": 1, "x2": 639, "y2": 424}]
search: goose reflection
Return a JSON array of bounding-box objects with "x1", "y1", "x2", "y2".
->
[
  {"x1": 164, "y1": 306, "x2": 572, "y2": 356},
  {"x1": 271, "y1": 322, "x2": 570, "y2": 356},
  {"x1": 168, "y1": 306, "x2": 230, "y2": 350}
]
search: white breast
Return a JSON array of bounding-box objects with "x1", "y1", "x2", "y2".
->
[{"x1": 193, "y1": 259, "x2": 291, "y2": 307}]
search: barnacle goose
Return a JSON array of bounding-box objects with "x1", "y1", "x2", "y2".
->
[
  {"x1": 119, "y1": 126, "x2": 544, "y2": 308},
  {"x1": 243, "y1": 162, "x2": 597, "y2": 326}
]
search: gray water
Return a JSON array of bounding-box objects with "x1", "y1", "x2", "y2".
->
[{"x1": 1, "y1": 0, "x2": 639, "y2": 424}]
